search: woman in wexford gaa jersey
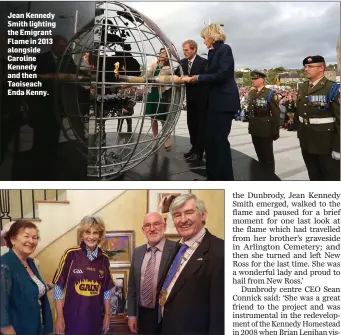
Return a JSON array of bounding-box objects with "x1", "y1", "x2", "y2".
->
[{"x1": 53, "y1": 216, "x2": 114, "y2": 335}]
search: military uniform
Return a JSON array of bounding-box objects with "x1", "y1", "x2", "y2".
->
[
  {"x1": 248, "y1": 71, "x2": 281, "y2": 173},
  {"x1": 297, "y1": 56, "x2": 340, "y2": 181}
]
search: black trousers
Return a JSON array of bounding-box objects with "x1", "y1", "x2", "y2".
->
[
  {"x1": 186, "y1": 101, "x2": 205, "y2": 155},
  {"x1": 301, "y1": 150, "x2": 340, "y2": 181},
  {"x1": 251, "y1": 136, "x2": 275, "y2": 174},
  {"x1": 205, "y1": 111, "x2": 234, "y2": 180},
  {"x1": 117, "y1": 118, "x2": 132, "y2": 132},
  {"x1": 138, "y1": 306, "x2": 159, "y2": 335},
  {"x1": 117, "y1": 106, "x2": 134, "y2": 133}
]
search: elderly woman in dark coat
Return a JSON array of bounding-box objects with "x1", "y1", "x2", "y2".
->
[{"x1": 181, "y1": 24, "x2": 240, "y2": 180}]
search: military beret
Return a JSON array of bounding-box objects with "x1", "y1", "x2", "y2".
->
[
  {"x1": 250, "y1": 70, "x2": 266, "y2": 79},
  {"x1": 303, "y1": 55, "x2": 325, "y2": 65}
]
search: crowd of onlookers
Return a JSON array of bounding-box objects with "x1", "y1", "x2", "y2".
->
[{"x1": 235, "y1": 86, "x2": 298, "y2": 131}]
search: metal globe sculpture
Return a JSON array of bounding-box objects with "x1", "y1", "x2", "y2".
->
[{"x1": 56, "y1": 1, "x2": 185, "y2": 179}]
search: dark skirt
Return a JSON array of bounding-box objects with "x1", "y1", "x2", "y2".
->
[{"x1": 145, "y1": 87, "x2": 168, "y2": 122}]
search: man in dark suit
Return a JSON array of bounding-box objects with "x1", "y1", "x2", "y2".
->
[
  {"x1": 176, "y1": 40, "x2": 208, "y2": 162},
  {"x1": 127, "y1": 213, "x2": 177, "y2": 335},
  {"x1": 159, "y1": 194, "x2": 224, "y2": 335},
  {"x1": 181, "y1": 24, "x2": 240, "y2": 180}
]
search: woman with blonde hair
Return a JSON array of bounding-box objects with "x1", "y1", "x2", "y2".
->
[
  {"x1": 181, "y1": 24, "x2": 240, "y2": 180},
  {"x1": 145, "y1": 47, "x2": 172, "y2": 149},
  {"x1": 53, "y1": 216, "x2": 114, "y2": 335}
]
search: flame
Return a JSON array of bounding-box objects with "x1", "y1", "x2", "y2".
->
[
  {"x1": 114, "y1": 62, "x2": 120, "y2": 78},
  {"x1": 82, "y1": 52, "x2": 89, "y2": 63},
  {"x1": 82, "y1": 52, "x2": 92, "y2": 69}
]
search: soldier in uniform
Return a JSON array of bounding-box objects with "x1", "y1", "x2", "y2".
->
[
  {"x1": 297, "y1": 55, "x2": 340, "y2": 181},
  {"x1": 247, "y1": 71, "x2": 281, "y2": 173}
]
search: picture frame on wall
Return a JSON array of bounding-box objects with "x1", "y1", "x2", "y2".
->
[
  {"x1": 147, "y1": 190, "x2": 190, "y2": 236},
  {"x1": 110, "y1": 267, "x2": 130, "y2": 316},
  {"x1": 99, "y1": 231, "x2": 135, "y2": 267}
]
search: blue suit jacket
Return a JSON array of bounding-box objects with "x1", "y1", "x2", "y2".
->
[
  {"x1": 0, "y1": 250, "x2": 53, "y2": 335},
  {"x1": 198, "y1": 41, "x2": 240, "y2": 113}
]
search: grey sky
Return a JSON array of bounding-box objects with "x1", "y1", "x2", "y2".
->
[
  {"x1": 127, "y1": 1, "x2": 340, "y2": 69},
  {"x1": 19, "y1": 1, "x2": 340, "y2": 69}
]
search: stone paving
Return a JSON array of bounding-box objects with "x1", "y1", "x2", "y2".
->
[
  {"x1": 170, "y1": 109, "x2": 309, "y2": 181},
  {"x1": 1, "y1": 104, "x2": 309, "y2": 180},
  {"x1": 105, "y1": 104, "x2": 309, "y2": 180}
]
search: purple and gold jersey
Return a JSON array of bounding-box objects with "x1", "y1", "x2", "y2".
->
[{"x1": 53, "y1": 242, "x2": 114, "y2": 335}]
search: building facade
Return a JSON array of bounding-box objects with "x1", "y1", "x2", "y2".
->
[
  {"x1": 325, "y1": 70, "x2": 337, "y2": 82},
  {"x1": 279, "y1": 72, "x2": 301, "y2": 84}
]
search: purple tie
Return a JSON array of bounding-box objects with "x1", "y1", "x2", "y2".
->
[
  {"x1": 141, "y1": 247, "x2": 157, "y2": 306},
  {"x1": 162, "y1": 244, "x2": 189, "y2": 292}
]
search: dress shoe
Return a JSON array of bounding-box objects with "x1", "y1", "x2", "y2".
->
[
  {"x1": 183, "y1": 149, "x2": 194, "y2": 158},
  {"x1": 186, "y1": 153, "x2": 203, "y2": 162}
]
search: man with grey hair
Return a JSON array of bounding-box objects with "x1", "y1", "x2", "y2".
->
[
  {"x1": 158, "y1": 194, "x2": 224, "y2": 335},
  {"x1": 127, "y1": 212, "x2": 177, "y2": 335}
]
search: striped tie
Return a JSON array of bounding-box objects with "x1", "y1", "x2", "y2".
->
[
  {"x1": 141, "y1": 247, "x2": 157, "y2": 306},
  {"x1": 188, "y1": 60, "x2": 192, "y2": 75}
]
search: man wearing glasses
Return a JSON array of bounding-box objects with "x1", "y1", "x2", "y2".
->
[
  {"x1": 127, "y1": 213, "x2": 177, "y2": 335},
  {"x1": 297, "y1": 55, "x2": 340, "y2": 180}
]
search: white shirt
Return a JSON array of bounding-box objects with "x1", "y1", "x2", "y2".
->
[
  {"x1": 187, "y1": 54, "x2": 196, "y2": 73},
  {"x1": 31, "y1": 275, "x2": 46, "y2": 298},
  {"x1": 180, "y1": 226, "x2": 206, "y2": 247},
  {"x1": 188, "y1": 54, "x2": 196, "y2": 64}
]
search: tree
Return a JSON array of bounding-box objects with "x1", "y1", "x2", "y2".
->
[
  {"x1": 235, "y1": 71, "x2": 244, "y2": 78},
  {"x1": 297, "y1": 69, "x2": 305, "y2": 77},
  {"x1": 265, "y1": 69, "x2": 278, "y2": 85},
  {"x1": 242, "y1": 72, "x2": 251, "y2": 87},
  {"x1": 273, "y1": 66, "x2": 285, "y2": 72}
]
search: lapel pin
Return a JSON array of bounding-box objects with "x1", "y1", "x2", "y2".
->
[{"x1": 197, "y1": 258, "x2": 203, "y2": 261}]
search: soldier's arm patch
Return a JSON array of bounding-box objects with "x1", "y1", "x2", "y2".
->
[
  {"x1": 329, "y1": 83, "x2": 340, "y2": 103},
  {"x1": 332, "y1": 86, "x2": 340, "y2": 104}
]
